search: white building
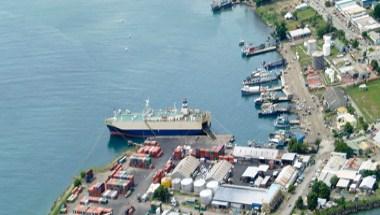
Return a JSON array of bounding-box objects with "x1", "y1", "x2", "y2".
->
[{"x1": 336, "y1": 113, "x2": 357, "y2": 130}]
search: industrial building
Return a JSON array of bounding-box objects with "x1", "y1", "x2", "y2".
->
[
  {"x1": 170, "y1": 156, "x2": 200, "y2": 179},
  {"x1": 212, "y1": 184, "x2": 283, "y2": 212},
  {"x1": 233, "y1": 146, "x2": 279, "y2": 162},
  {"x1": 205, "y1": 160, "x2": 233, "y2": 182},
  {"x1": 287, "y1": 27, "x2": 311, "y2": 41},
  {"x1": 274, "y1": 165, "x2": 298, "y2": 189},
  {"x1": 318, "y1": 152, "x2": 347, "y2": 186},
  {"x1": 323, "y1": 87, "x2": 347, "y2": 112}
]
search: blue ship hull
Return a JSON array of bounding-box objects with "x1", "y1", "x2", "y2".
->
[{"x1": 107, "y1": 125, "x2": 206, "y2": 137}]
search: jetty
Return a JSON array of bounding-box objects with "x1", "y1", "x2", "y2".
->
[{"x1": 241, "y1": 41, "x2": 278, "y2": 57}]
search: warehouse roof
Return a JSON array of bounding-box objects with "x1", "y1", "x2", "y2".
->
[
  {"x1": 233, "y1": 146, "x2": 279, "y2": 160},
  {"x1": 323, "y1": 87, "x2": 347, "y2": 111},
  {"x1": 360, "y1": 176, "x2": 376, "y2": 189},
  {"x1": 242, "y1": 166, "x2": 259, "y2": 179},
  {"x1": 288, "y1": 27, "x2": 311, "y2": 39},
  {"x1": 281, "y1": 153, "x2": 297, "y2": 161},
  {"x1": 205, "y1": 160, "x2": 232, "y2": 182},
  {"x1": 336, "y1": 178, "x2": 350, "y2": 188},
  {"x1": 336, "y1": 169, "x2": 358, "y2": 180},
  {"x1": 212, "y1": 184, "x2": 282, "y2": 206},
  {"x1": 170, "y1": 156, "x2": 200, "y2": 179},
  {"x1": 275, "y1": 165, "x2": 297, "y2": 187},
  {"x1": 359, "y1": 160, "x2": 378, "y2": 172},
  {"x1": 352, "y1": 15, "x2": 380, "y2": 33}
]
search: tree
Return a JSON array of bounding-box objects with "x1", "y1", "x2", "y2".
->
[
  {"x1": 316, "y1": 23, "x2": 335, "y2": 39},
  {"x1": 371, "y1": 59, "x2": 379, "y2": 71},
  {"x1": 307, "y1": 192, "x2": 318, "y2": 210},
  {"x1": 153, "y1": 185, "x2": 171, "y2": 203},
  {"x1": 334, "y1": 139, "x2": 354, "y2": 158},
  {"x1": 275, "y1": 22, "x2": 288, "y2": 41},
  {"x1": 288, "y1": 184, "x2": 296, "y2": 193},
  {"x1": 80, "y1": 171, "x2": 86, "y2": 179},
  {"x1": 373, "y1": 4, "x2": 380, "y2": 20},
  {"x1": 343, "y1": 122, "x2": 354, "y2": 135},
  {"x1": 358, "y1": 117, "x2": 369, "y2": 132},
  {"x1": 288, "y1": 138, "x2": 308, "y2": 154},
  {"x1": 362, "y1": 32, "x2": 368, "y2": 39},
  {"x1": 325, "y1": 1, "x2": 332, "y2": 7},
  {"x1": 73, "y1": 178, "x2": 82, "y2": 187},
  {"x1": 351, "y1": 39, "x2": 359, "y2": 49},
  {"x1": 296, "y1": 196, "x2": 305, "y2": 209},
  {"x1": 330, "y1": 175, "x2": 339, "y2": 188},
  {"x1": 312, "y1": 181, "x2": 331, "y2": 200}
]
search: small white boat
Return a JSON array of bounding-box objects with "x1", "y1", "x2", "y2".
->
[
  {"x1": 238, "y1": 40, "x2": 245, "y2": 46},
  {"x1": 241, "y1": 85, "x2": 260, "y2": 96}
]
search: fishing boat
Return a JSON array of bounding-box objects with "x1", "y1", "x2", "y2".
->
[
  {"x1": 211, "y1": 0, "x2": 233, "y2": 12},
  {"x1": 243, "y1": 69, "x2": 281, "y2": 85},
  {"x1": 274, "y1": 114, "x2": 290, "y2": 129},
  {"x1": 263, "y1": 58, "x2": 287, "y2": 70}
]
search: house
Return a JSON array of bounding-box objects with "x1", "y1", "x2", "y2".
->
[{"x1": 284, "y1": 12, "x2": 294, "y2": 20}]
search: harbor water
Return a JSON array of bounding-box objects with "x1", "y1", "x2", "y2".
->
[{"x1": 0, "y1": 0, "x2": 281, "y2": 214}]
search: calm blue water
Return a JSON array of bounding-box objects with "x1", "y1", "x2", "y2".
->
[{"x1": 0, "y1": 0, "x2": 283, "y2": 214}]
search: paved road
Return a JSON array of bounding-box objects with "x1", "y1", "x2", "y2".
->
[{"x1": 276, "y1": 42, "x2": 335, "y2": 215}]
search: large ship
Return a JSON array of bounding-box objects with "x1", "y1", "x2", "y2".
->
[{"x1": 105, "y1": 99, "x2": 211, "y2": 137}]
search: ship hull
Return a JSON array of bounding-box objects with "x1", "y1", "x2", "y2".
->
[{"x1": 107, "y1": 125, "x2": 207, "y2": 137}]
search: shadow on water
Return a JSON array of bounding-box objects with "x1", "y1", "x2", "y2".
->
[{"x1": 107, "y1": 135, "x2": 144, "y2": 153}]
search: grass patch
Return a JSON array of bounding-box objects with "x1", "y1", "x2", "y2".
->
[
  {"x1": 346, "y1": 79, "x2": 380, "y2": 122},
  {"x1": 291, "y1": 44, "x2": 312, "y2": 68},
  {"x1": 49, "y1": 184, "x2": 74, "y2": 215}
]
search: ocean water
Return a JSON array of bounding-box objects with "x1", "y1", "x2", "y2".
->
[{"x1": 0, "y1": 0, "x2": 281, "y2": 214}]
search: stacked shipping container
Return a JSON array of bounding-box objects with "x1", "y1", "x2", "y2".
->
[{"x1": 129, "y1": 153, "x2": 152, "y2": 169}]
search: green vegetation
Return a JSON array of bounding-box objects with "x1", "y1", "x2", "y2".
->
[
  {"x1": 351, "y1": 39, "x2": 359, "y2": 49},
  {"x1": 357, "y1": 116, "x2": 369, "y2": 132},
  {"x1": 373, "y1": 4, "x2": 380, "y2": 20},
  {"x1": 288, "y1": 184, "x2": 296, "y2": 193},
  {"x1": 334, "y1": 139, "x2": 354, "y2": 158},
  {"x1": 275, "y1": 22, "x2": 288, "y2": 40},
  {"x1": 346, "y1": 79, "x2": 380, "y2": 122},
  {"x1": 308, "y1": 181, "x2": 331, "y2": 210},
  {"x1": 153, "y1": 185, "x2": 171, "y2": 203},
  {"x1": 343, "y1": 122, "x2": 354, "y2": 136},
  {"x1": 255, "y1": 0, "x2": 272, "y2": 6},
  {"x1": 80, "y1": 171, "x2": 86, "y2": 179},
  {"x1": 49, "y1": 184, "x2": 74, "y2": 215},
  {"x1": 330, "y1": 175, "x2": 339, "y2": 189},
  {"x1": 296, "y1": 196, "x2": 305, "y2": 209},
  {"x1": 291, "y1": 44, "x2": 312, "y2": 68},
  {"x1": 288, "y1": 138, "x2": 308, "y2": 154},
  {"x1": 73, "y1": 178, "x2": 82, "y2": 187},
  {"x1": 371, "y1": 59, "x2": 380, "y2": 74}
]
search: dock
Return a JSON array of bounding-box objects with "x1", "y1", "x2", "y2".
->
[{"x1": 242, "y1": 45, "x2": 277, "y2": 57}]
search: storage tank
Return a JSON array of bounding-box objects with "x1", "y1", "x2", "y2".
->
[
  {"x1": 193, "y1": 179, "x2": 206, "y2": 194},
  {"x1": 323, "y1": 35, "x2": 331, "y2": 45},
  {"x1": 206, "y1": 180, "x2": 219, "y2": 193},
  {"x1": 307, "y1": 39, "x2": 317, "y2": 55},
  {"x1": 323, "y1": 43, "x2": 331, "y2": 57},
  {"x1": 161, "y1": 177, "x2": 172, "y2": 189},
  {"x1": 172, "y1": 178, "x2": 181, "y2": 191},
  {"x1": 312, "y1": 51, "x2": 325, "y2": 70},
  {"x1": 199, "y1": 189, "x2": 213, "y2": 205},
  {"x1": 181, "y1": 178, "x2": 193, "y2": 193}
]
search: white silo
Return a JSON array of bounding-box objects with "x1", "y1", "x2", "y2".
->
[
  {"x1": 307, "y1": 39, "x2": 317, "y2": 55},
  {"x1": 323, "y1": 43, "x2": 331, "y2": 57},
  {"x1": 206, "y1": 180, "x2": 219, "y2": 193},
  {"x1": 323, "y1": 35, "x2": 332, "y2": 45},
  {"x1": 199, "y1": 189, "x2": 213, "y2": 205},
  {"x1": 172, "y1": 178, "x2": 181, "y2": 191},
  {"x1": 181, "y1": 178, "x2": 193, "y2": 193},
  {"x1": 194, "y1": 179, "x2": 206, "y2": 194}
]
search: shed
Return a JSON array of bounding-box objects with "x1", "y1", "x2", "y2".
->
[
  {"x1": 241, "y1": 166, "x2": 259, "y2": 181},
  {"x1": 359, "y1": 160, "x2": 378, "y2": 172},
  {"x1": 287, "y1": 27, "x2": 311, "y2": 40},
  {"x1": 281, "y1": 153, "x2": 297, "y2": 164},
  {"x1": 233, "y1": 146, "x2": 279, "y2": 161},
  {"x1": 170, "y1": 156, "x2": 200, "y2": 179},
  {"x1": 205, "y1": 160, "x2": 232, "y2": 182}
]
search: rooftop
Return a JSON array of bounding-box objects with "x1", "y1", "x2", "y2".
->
[
  {"x1": 205, "y1": 160, "x2": 232, "y2": 182},
  {"x1": 288, "y1": 27, "x2": 311, "y2": 38},
  {"x1": 170, "y1": 156, "x2": 200, "y2": 179},
  {"x1": 233, "y1": 146, "x2": 279, "y2": 160}
]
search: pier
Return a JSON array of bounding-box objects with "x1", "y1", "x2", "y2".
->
[{"x1": 242, "y1": 45, "x2": 277, "y2": 57}]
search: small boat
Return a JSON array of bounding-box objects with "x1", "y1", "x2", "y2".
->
[
  {"x1": 238, "y1": 40, "x2": 245, "y2": 46},
  {"x1": 241, "y1": 85, "x2": 260, "y2": 96},
  {"x1": 274, "y1": 115, "x2": 290, "y2": 129}
]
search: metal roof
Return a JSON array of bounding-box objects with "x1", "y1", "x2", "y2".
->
[
  {"x1": 359, "y1": 160, "x2": 379, "y2": 172},
  {"x1": 212, "y1": 184, "x2": 282, "y2": 206},
  {"x1": 242, "y1": 166, "x2": 259, "y2": 179},
  {"x1": 274, "y1": 165, "x2": 297, "y2": 187},
  {"x1": 281, "y1": 153, "x2": 297, "y2": 161},
  {"x1": 360, "y1": 176, "x2": 376, "y2": 189},
  {"x1": 205, "y1": 160, "x2": 232, "y2": 182},
  {"x1": 336, "y1": 178, "x2": 350, "y2": 188},
  {"x1": 170, "y1": 156, "x2": 200, "y2": 179},
  {"x1": 233, "y1": 146, "x2": 279, "y2": 160},
  {"x1": 323, "y1": 87, "x2": 347, "y2": 111}
]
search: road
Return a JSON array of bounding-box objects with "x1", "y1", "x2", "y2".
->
[{"x1": 276, "y1": 42, "x2": 335, "y2": 215}]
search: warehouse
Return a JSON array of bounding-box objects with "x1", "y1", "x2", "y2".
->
[
  {"x1": 287, "y1": 27, "x2": 311, "y2": 41},
  {"x1": 351, "y1": 15, "x2": 380, "y2": 33},
  {"x1": 206, "y1": 160, "x2": 232, "y2": 182},
  {"x1": 233, "y1": 146, "x2": 279, "y2": 162},
  {"x1": 212, "y1": 184, "x2": 283, "y2": 212},
  {"x1": 170, "y1": 156, "x2": 200, "y2": 179},
  {"x1": 318, "y1": 152, "x2": 347, "y2": 186},
  {"x1": 274, "y1": 165, "x2": 298, "y2": 189}
]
